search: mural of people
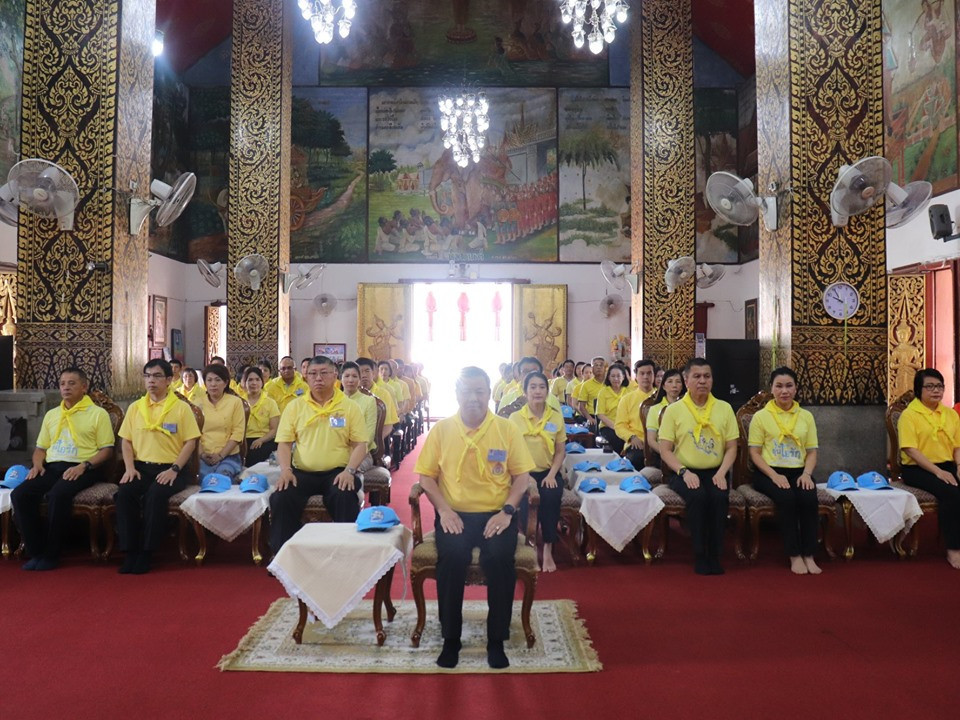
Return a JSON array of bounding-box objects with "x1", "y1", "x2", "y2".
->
[{"x1": 0, "y1": 0, "x2": 25, "y2": 181}]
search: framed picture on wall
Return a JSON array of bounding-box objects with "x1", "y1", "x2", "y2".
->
[
  {"x1": 313, "y1": 343, "x2": 346, "y2": 363},
  {"x1": 148, "y1": 347, "x2": 164, "y2": 360},
  {"x1": 170, "y1": 328, "x2": 184, "y2": 362},
  {"x1": 152, "y1": 295, "x2": 167, "y2": 348},
  {"x1": 744, "y1": 298, "x2": 758, "y2": 340}
]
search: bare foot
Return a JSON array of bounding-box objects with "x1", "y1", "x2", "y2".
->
[
  {"x1": 541, "y1": 545, "x2": 557, "y2": 573},
  {"x1": 790, "y1": 556, "x2": 808, "y2": 575},
  {"x1": 947, "y1": 549, "x2": 960, "y2": 569},
  {"x1": 803, "y1": 556, "x2": 822, "y2": 574}
]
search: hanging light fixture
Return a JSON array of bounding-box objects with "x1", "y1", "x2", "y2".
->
[
  {"x1": 298, "y1": 0, "x2": 357, "y2": 45},
  {"x1": 559, "y1": 0, "x2": 629, "y2": 55},
  {"x1": 437, "y1": 90, "x2": 490, "y2": 168}
]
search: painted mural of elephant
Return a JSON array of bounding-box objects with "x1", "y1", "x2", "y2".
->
[{"x1": 428, "y1": 143, "x2": 512, "y2": 232}]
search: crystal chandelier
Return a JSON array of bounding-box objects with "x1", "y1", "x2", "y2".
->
[
  {"x1": 298, "y1": 0, "x2": 357, "y2": 45},
  {"x1": 438, "y1": 91, "x2": 490, "y2": 168},
  {"x1": 559, "y1": 0, "x2": 629, "y2": 55}
]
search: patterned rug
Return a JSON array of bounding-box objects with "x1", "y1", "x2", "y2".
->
[{"x1": 219, "y1": 598, "x2": 601, "y2": 674}]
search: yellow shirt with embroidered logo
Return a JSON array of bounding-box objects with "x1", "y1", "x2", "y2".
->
[
  {"x1": 276, "y1": 389, "x2": 368, "y2": 472},
  {"x1": 657, "y1": 395, "x2": 738, "y2": 469},
  {"x1": 345, "y1": 390, "x2": 379, "y2": 452},
  {"x1": 36, "y1": 398, "x2": 115, "y2": 464},
  {"x1": 118, "y1": 394, "x2": 201, "y2": 464},
  {"x1": 371, "y1": 383, "x2": 400, "y2": 425},
  {"x1": 264, "y1": 376, "x2": 310, "y2": 412},
  {"x1": 748, "y1": 404, "x2": 818, "y2": 469},
  {"x1": 244, "y1": 394, "x2": 281, "y2": 439},
  {"x1": 615, "y1": 387, "x2": 655, "y2": 442},
  {"x1": 415, "y1": 412, "x2": 535, "y2": 512},
  {"x1": 898, "y1": 401, "x2": 960, "y2": 465},
  {"x1": 509, "y1": 405, "x2": 567, "y2": 471},
  {"x1": 198, "y1": 393, "x2": 246, "y2": 455}
]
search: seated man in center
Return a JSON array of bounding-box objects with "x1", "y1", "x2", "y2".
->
[
  {"x1": 415, "y1": 366, "x2": 535, "y2": 670},
  {"x1": 269, "y1": 355, "x2": 369, "y2": 555}
]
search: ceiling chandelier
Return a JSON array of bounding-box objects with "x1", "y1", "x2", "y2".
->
[
  {"x1": 559, "y1": 0, "x2": 629, "y2": 55},
  {"x1": 438, "y1": 91, "x2": 490, "y2": 168},
  {"x1": 298, "y1": 0, "x2": 357, "y2": 45}
]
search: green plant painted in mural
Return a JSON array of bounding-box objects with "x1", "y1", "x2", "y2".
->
[{"x1": 559, "y1": 129, "x2": 620, "y2": 212}]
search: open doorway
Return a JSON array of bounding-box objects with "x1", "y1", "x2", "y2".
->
[{"x1": 411, "y1": 282, "x2": 513, "y2": 419}]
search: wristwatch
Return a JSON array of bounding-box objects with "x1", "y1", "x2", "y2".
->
[
  {"x1": 345, "y1": 467, "x2": 358, "y2": 476},
  {"x1": 677, "y1": 466, "x2": 688, "y2": 477},
  {"x1": 502, "y1": 503, "x2": 516, "y2": 516},
  {"x1": 170, "y1": 463, "x2": 182, "y2": 473},
  {"x1": 83, "y1": 461, "x2": 94, "y2": 472}
]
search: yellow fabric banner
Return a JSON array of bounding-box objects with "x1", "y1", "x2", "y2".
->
[
  {"x1": 357, "y1": 283, "x2": 412, "y2": 361},
  {"x1": 513, "y1": 284, "x2": 567, "y2": 370}
]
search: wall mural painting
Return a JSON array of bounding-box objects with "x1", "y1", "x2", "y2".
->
[
  {"x1": 737, "y1": 77, "x2": 759, "y2": 263},
  {"x1": 694, "y1": 88, "x2": 740, "y2": 264},
  {"x1": 311, "y1": 0, "x2": 607, "y2": 87},
  {"x1": 883, "y1": 0, "x2": 958, "y2": 193},
  {"x1": 367, "y1": 87, "x2": 558, "y2": 263},
  {"x1": 149, "y1": 62, "x2": 190, "y2": 260},
  {"x1": 0, "y1": 0, "x2": 24, "y2": 180},
  {"x1": 557, "y1": 88, "x2": 630, "y2": 263},
  {"x1": 184, "y1": 86, "x2": 231, "y2": 264},
  {"x1": 290, "y1": 88, "x2": 367, "y2": 263}
]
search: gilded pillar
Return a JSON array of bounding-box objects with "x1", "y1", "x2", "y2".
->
[
  {"x1": 16, "y1": 0, "x2": 153, "y2": 394},
  {"x1": 226, "y1": 0, "x2": 291, "y2": 369},
  {"x1": 887, "y1": 275, "x2": 925, "y2": 402},
  {"x1": 630, "y1": 0, "x2": 696, "y2": 369},
  {"x1": 755, "y1": 0, "x2": 887, "y2": 404}
]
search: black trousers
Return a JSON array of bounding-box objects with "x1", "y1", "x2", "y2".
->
[
  {"x1": 599, "y1": 426, "x2": 625, "y2": 455},
  {"x1": 269, "y1": 467, "x2": 360, "y2": 553},
  {"x1": 114, "y1": 462, "x2": 189, "y2": 553},
  {"x1": 244, "y1": 439, "x2": 277, "y2": 467},
  {"x1": 752, "y1": 467, "x2": 819, "y2": 557},
  {"x1": 902, "y1": 462, "x2": 960, "y2": 550},
  {"x1": 435, "y1": 511, "x2": 517, "y2": 642},
  {"x1": 668, "y1": 467, "x2": 729, "y2": 562},
  {"x1": 10, "y1": 461, "x2": 101, "y2": 559},
  {"x1": 531, "y1": 469, "x2": 563, "y2": 543},
  {"x1": 623, "y1": 446, "x2": 646, "y2": 472}
]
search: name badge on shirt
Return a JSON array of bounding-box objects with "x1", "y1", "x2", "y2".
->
[
  {"x1": 329, "y1": 416, "x2": 346, "y2": 428},
  {"x1": 295, "y1": 388, "x2": 304, "y2": 395},
  {"x1": 162, "y1": 422, "x2": 178, "y2": 433},
  {"x1": 487, "y1": 448, "x2": 507, "y2": 462},
  {"x1": 545, "y1": 422, "x2": 557, "y2": 433}
]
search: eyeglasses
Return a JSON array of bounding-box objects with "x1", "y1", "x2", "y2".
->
[
  {"x1": 143, "y1": 372, "x2": 167, "y2": 380},
  {"x1": 922, "y1": 383, "x2": 945, "y2": 391}
]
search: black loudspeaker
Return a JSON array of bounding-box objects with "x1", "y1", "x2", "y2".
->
[
  {"x1": 929, "y1": 203, "x2": 953, "y2": 239},
  {"x1": 0, "y1": 336, "x2": 12, "y2": 391},
  {"x1": 704, "y1": 339, "x2": 760, "y2": 412}
]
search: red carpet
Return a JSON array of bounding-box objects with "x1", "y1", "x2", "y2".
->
[{"x1": 2, "y1": 438, "x2": 960, "y2": 719}]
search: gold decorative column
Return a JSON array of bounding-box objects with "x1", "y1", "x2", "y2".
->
[
  {"x1": 887, "y1": 275, "x2": 925, "y2": 402},
  {"x1": 629, "y1": 0, "x2": 696, "y2": 369},
  {"x1": 755, "y1": 0, "x2": 887, "y2": 405},
  {"x1": 226, "y1": 0, "x2": 292, "y2": 369},
  {"x1": 16, "y1": 0, "x2": 153, "y2": 394}
]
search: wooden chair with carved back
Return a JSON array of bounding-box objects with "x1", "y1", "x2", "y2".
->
[{"x1": 359, "y1": 387, "x2": 392, "y2": 506}]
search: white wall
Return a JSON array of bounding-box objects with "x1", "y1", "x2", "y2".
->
[
  {"x1": 0, "y1": 223, "x2": 15, "y2": 265},
  {"x1": 886, "y1": 188, "x2": 960, "y2": 271},
  {"x1": 696, "y1": 259, "x2": 759, "y2": 339}
]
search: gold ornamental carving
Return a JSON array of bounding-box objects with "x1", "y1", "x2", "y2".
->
[
  {"x1": 357, "y1": 283, "x2": 411, "y2": 361},
  {"x1": 0, "y1": 272, "x2": 16, "y2": 336},
  {"x1": 513, "y1": 284, "x2": 567, "y2": 371},
  {"x1": 887, "y1": 275, "x2": 925, "y2": 403}
]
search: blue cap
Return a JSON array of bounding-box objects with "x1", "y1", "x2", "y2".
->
[
  {"x1": 856, "y1": 471, "x2": 892, "y2": 490},
  {"x1": 0, "y1": 464, "x2": 28, "y2": 489},
  {"x1": 561, "y1": 404, "x2": 575, "y2": 419},
  {"x1": 239, "y1": 474, "x2": 269, "y2": 493},
  {"x1": 565, "y1": 442, "x2": 586, "y2": 454},
  {"x1": 827, "y1": 471, "x2": 857, "y2": 492},
  {"x1": 577, "y1": 477, "x2": 607, "y2": 493},
  {"x1": 565, "y1": 424, "x2": 590, "y2": 435},
  {"x1": 619, "y1": 475, "x2": 652, "y2": 493},
  {"x1": 605, "y1": 457, "x2": 635, "y2": 472},
  {"x1": 356, "y1": 505, "x2": 400, "y2": 531},
  {"x1": 199, "y1": 473, "x2": 232, "y2": 493},
  {"x1": 573, "y1": 460, "x2": 602, "y2": 472}
]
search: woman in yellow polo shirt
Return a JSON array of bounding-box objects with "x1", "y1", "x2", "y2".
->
[
  {"x1": 510, "y1": 371, "x2": 566, "y2": 573},
  {"x1": 748, "y1": 367, "x2": 822, "y2": 575},
  {"x1": 198, "y1": 364, "x2": 246, "y2": 480},
  {"x1": 898, "y1": 367, "x2": 960, "y2": 570},
  {"x1": 642, "y1": 369, "x2": 685, "y2": 469},
  {"x1": 242, "y1": 366, "x2": 281, "y2": 467},
  {"x1": 595, "y1": 363, "x2": 629, "y2": 454},
  {"x1": 180, "y1": 367, "x2": 205, "y2": 404}
]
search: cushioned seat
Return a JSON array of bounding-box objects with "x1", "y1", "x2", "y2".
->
[
  {"x1": 363, "y1": 466, "x2": 391, "y2": 506},
  {"x1": 410, "y1": 532, "x2": 538, "y2": 572}
]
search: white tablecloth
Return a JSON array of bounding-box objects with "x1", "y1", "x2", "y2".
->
[
  {"x1": 562, "y1": 448, "x2": 659, "y2": 490},
  {"x1": 180, "y1": 486, "x2": 274, "y2": 542},
  {"x1": 267, "y1": 523, "x2": 412, "y2": 628},
  {"x1": 240, "y1": 461, "x2": 363, "y2": 501},
  {"x1": 0, "y1": 488, "x2": 10, "y2": 515},
  {"x1": 819, "y1": 484, "x2": 923, "y2": 544},
  {"x1": 577, "y1": 487, "x2": 665, "y2": 552}
]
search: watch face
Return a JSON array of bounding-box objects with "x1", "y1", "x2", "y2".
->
[{"x1": 823, "y1": 282, "x2": 860, "y2": 320}]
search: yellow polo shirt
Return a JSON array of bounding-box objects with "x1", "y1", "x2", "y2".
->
[
  {"x1": 645, "y1": 397, "x2": 672, "y2": 434},
  {"x1": 595, "y1": 385, "x2": 629, "y2": 419},
  {"x1": 416, "y1": 375, "x2": 430, "y2": 397},
  {"x1": 565, "y1": 378, "x2": 581, "y2": 403},
  {"x1": 748, "y1": 403, "x2": 818, "y2": 469},
  {"x1": 390, "y1": 378, "x2": 410, "y2": 408},
  {"x1": 276, "y1": 389, "x2": 368, "y2": 472},
  {"x1": 575, "y1": 378, "x2": 604, "y2": 414},
  {"x1": 899, "y1": 400, "x2": 960, "y2": 466},
  {"x1": 118, "y1": 393, "x2": 201, "y2": 464},
  {"x1": 265, "y1": 376, "x2": 310, "y2": 412},
  {"x1": 183, "y1": 384, "x2": 205, "y2": 405},
  {"x1": 415, "y1": 412, "x2": 535, "y2": 512},
  {"x1": 615, "y1": 387, "x2": 655, "y2": 442},
  {"x1": 371, "y1": 383, "x2": 400, "y2": 425},
  {"x1": 170, "y1": 378, "x2": 184, "y2": 393},
  {"x1": 36, "y1": 397, "x2": 115, "y2": 464},
  {"x1": 550, "y1": 376, "x2": 570, "y2": 401},
  {"x1": 345, "y1": 390, "x2": 379, "y2": 452},
  {"x1": 657, "y1": 395, "x2": 738, "y2": 469},
  {"x1": 229, "y1": 379, "x2": 247, "y2": 400},
  {"x1": 509, "y1": 405, "x2": 567, "y2": 471},
  {"x1": 244, "y1": 393, "x2": 281, "y2": 439},
  {"x1": 198, "y1": 393, "x2": 246, "y2": 455},
  {"x1": 492, "y1": 378, "x2": 507, "y2": 405}
]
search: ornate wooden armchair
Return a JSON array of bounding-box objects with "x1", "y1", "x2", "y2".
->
[
  {"x1": 408, "y1": 482, "x2": 538, "y2": 649},
  {"x1": 886, "y1": 390, "x2": 939, "y2": 556},
  {"x1": 639, "y1": 396, "x2": 657, "y2": 468},
  {"x1": 733, "y1": 392, "x2": 836, "y2": 561},
  {"x1": 497, "y1": 397, "x2": 526, "y2": 418},
  {"x1": 361, "y1": 388, "x2": 392, "y2": 506}
]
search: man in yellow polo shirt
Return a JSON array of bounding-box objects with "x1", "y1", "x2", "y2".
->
[
  {"x1": 415, "y1": 366, "x2": 534, "y2": 670},
  {"x1": 12, "y1": 366, "x2": 115, "y2": 571},
  {"x1": 497, "y1": 356, "x2": 563, "y2": 414},
  {"x1": 658, "y1": 357, "x2": 738, "y2": 576},
  {"x1": 616, "y1": 358, "x2": 658, "y2": 467},
  {"x1": 550, "y1": 359, "x2": 576, "y2": 403},
  {"x1": 265, "y1": 356, "x2": 310, "y2": 412},
  {"x1": 340, "y1": 361, "x2": 378, "y2": 468},
  {"x1": 269, "y1": 356, "x2": 369, "y2": 554},
  {"x1": 169, "y1": 359, "x2": 184, "y2": 392},
  {"x1": 576, "y1": 356, "x2": 607, "y2": 424},
  {"x1": 116, "y1": 358, "x2": 201, "y2": 574}
]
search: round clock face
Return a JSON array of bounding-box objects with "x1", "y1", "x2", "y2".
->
[{"x1": 823, "y1": 282, "x2": 860, "y2": 320}]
